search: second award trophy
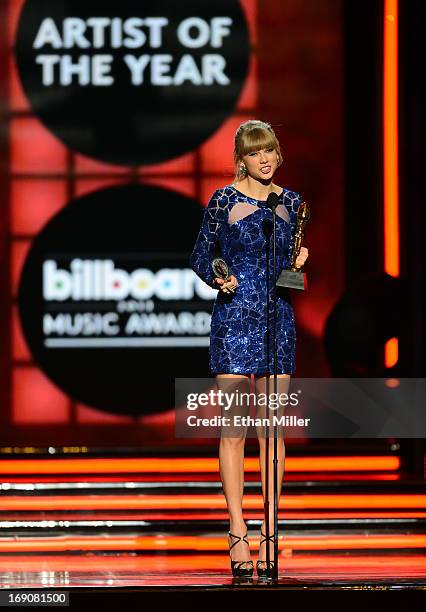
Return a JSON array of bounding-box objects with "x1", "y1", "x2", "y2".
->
[{"x1": 211, "y1": 257, "x2": 230, "y2": 281}]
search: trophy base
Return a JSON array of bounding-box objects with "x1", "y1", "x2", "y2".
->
[{"x1": 276, "y1": 269, "x2": 308, "y2": 290}]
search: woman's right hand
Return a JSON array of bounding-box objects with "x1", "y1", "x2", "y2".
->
[{"x1": 214, "y1": 275, "x2": 239, "y2": 294}]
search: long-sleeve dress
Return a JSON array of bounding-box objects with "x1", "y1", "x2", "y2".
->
[{"x1": 190, "y1": 183, "x2": 303, "y2": 375}]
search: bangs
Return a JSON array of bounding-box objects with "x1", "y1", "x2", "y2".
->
[{"x1": 239, "y1": 128, "x2": 277, "y2": 155}]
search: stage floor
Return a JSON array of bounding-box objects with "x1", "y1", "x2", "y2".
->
[{"x1": 0, "y1": 552, "x2": 425, "y2": 589}]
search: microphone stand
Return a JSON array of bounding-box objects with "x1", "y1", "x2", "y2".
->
[
  {"x1": 263, "y1": 220, "x2": 271, "y2": 578},
  {"x1": 263, "y1": 193, "x2": 279, "y2": 582}
]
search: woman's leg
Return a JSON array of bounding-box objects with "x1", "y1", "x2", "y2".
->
[
  {"x1": 254, "y1": 373, "x2": 290, "y2": 564},
  {"x1": 217, "y1": 373, "x2": 251, "y2": 563}
]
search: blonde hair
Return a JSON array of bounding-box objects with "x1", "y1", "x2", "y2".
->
[{"x1": 233, "y1": 120, "x2": 283, "y2": 182}]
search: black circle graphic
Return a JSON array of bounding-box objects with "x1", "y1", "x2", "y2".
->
[
  {"x1": 17, "y1": 184, "x2": 215, "y2": 415},
  {"x1": 15, "y1": 0, "x2": 250, "y2": 166}
]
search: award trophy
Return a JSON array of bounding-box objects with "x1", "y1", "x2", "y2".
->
[
  {"x1": 276, "y1": 202, "x2": 310, "y2": 290},
  {"x1": 211, "y1": 257, "x2": 230, "y2": 280},
  {"x1": 212, "y1": 257, "x2": 237, "y2": 292}
]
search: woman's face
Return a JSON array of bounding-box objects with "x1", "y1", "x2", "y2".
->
[{"x1": 242, "y1": 146, "x2": 279, "y2": 181}]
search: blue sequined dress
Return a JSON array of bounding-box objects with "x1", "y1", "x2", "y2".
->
[{"x1": 190, "y1": 184, "x2": 303, "y2": 375}]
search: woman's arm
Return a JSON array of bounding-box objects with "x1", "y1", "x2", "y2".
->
[{"x1": 190, "y1": 190, "x2": 227, "y2": 288}]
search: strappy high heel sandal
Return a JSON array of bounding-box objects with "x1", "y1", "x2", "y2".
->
[
  {"x1": 227, "y1": 531, "x2": 254, "y2": 578},
  {"x1": 256, "y1": 531, "x2": 276, "y2": 579}
]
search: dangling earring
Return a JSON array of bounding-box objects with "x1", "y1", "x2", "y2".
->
[{"x1": 240, "y1": 163, "x2": 246, "y2": 175}]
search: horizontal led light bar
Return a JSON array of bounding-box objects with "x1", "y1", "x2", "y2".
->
[
  {"x1": 0, "y1": 533, "x2": 424, "y2": 553},
  {"x1": 1, "y1": 493, "x2": 424, "y2": 511},
  {"x1": 0, "y1": 456, "x2": 401, "y2": 474}
]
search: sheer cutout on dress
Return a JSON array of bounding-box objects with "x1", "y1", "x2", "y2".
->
[
  {"x1": 275, "y1": 204, "x2": 290, "y2": 223},
  {"x1": 228, "y1": 201, "x2": 290, "y2": 225}
]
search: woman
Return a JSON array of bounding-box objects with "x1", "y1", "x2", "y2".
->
[{"x1": 190, "y1": 120, "x2": 308, "y2": 578}]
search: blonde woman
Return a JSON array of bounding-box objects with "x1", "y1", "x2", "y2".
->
[{"x1": 190, "y1": 120, "x2": 308, "y2": 578}]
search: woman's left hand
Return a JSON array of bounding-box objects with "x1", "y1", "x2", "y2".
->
[{"x1": 295, "y1": 246, "x2": 309, "y2": 269}]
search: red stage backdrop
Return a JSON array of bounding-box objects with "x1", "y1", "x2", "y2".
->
[{"x1": 0, "y1": 0, "x2": 343, "y2": 447}]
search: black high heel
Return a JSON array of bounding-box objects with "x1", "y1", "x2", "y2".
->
[
  {"x1": 256, "y1": 531, "x2": 276, "y2": 579},
  {"x1": 228, "y1": 531, "x2": 254, "y2": 578}
]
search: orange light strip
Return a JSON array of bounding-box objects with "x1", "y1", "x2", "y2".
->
[
  {"x1": 0, "y1": 533, "x2": 424, "y2": 553},
  {"x1": 0, "y1": 554, "x2": 425, "y2": 575},
  {"x1": 0, "y1": 456, "x2": 401, "y2": 474},
  {"x1": 383, "y1": 0, "x2": 399, "y2": 277},
  {"x1": 0, "y1": 473, "x2": 402, "y2": 483},
  {"x1": 385, "y1": 337, "x2": 399, "y2": 367},
  {"x1": 6, "y1": 510, "x2": 425, "y2": 521},
  {"x1": 1, "y1": 493, "x2": 424, "y2": 511}
]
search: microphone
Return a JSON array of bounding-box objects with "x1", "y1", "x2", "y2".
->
[
  {"x1": 263, "y1": 192, "x2": 279, "y2": 238},
  {"x1": 266, "y1": 192, "x2": 279, "y2": 210}
]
